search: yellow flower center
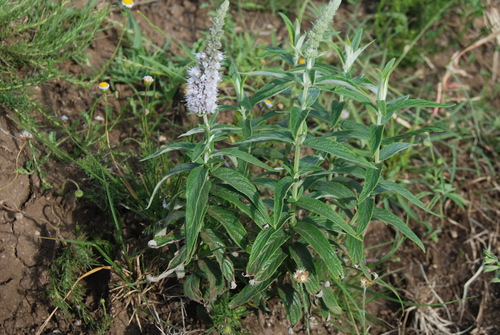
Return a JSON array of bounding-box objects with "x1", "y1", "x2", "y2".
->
[
  {"x1": 98, "y1": 82, "x2": 110, "y2": 90},
  {"x1": 298, "y1": 58, "x2": 306, "y2": 65},
  {"x1": 122, "y1": 0, "x2": 133, "y2": 5}
]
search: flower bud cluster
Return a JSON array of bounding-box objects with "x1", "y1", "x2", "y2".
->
[
  {"x1": 185, "y1": 51, "x2": 224, "y2": 116},
  {"x1": 303, "y1": 0, "x2": 341, "y2": 62},
  {"x1": 185, "y1": 0, "x2": 229, "y2": 116}
]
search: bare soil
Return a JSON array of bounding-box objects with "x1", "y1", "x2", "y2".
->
[{"x1": 1, "y1": 1, "x2": 499, "y2": 334}]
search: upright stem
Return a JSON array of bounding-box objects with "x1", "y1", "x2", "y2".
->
[
  {"x1": 291, "y1": 71, "x2": 312, "y2": 223},
  {"x1": 374, "y1": 110, "x2": 383, "y2": 164},
  {"x1": 202, "y1": 113, "x2": 212, "y2": 164}
]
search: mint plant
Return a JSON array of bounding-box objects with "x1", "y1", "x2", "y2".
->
[{"x1": 144, "y1": 0, "x2": 449, "y2": 331}]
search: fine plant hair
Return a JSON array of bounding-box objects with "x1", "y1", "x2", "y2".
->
[{"x1": 141, "y1": 0, "x2": 450, "y2": 332}]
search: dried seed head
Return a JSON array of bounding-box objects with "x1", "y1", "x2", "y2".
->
[{"x1": 293, "y1": 268, "x2": 309, "y2": 283}]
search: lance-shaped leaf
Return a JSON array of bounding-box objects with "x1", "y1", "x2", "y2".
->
[
  {"x1": 247, "y1": 228, "x2": 288, "y2": 275},
  {"x1": 358, "y1": 164, "x2": 382, "y2": 203},
  {"x1": 379, "y1": 142, "x2": 415, "y2": 161},
  {"x1": 296, "y1": 196, "x2": 358, "y2": 238},
  {"x1": 294, "y1": 222, "x2": 344, "y2": 279},
  {"x1": 369, "y1": 125, "x2": 384, "y2": 157},
  {"x1": 229, "y1": 275, "x2": 278, "y2": 308},
  {"x1": 211, "y1": 167, "x2": 271, "y2": 227},
  {"x1": 289, "y1": 242, "x2": 321, "y2": 295},
  {"x1": 273, "y1": 176, "x2": 294, "y2": 227},
  {"x1": 303, "y1": 137, "x2": 375, "y2": 169},
  {"x1": 250, "y1": 79, "x2": 293, "y2": 106},
  {"x1": 346, "y1": 198, "x2": 374, "y2": 264},
  {"x1": 378, "y1": 179, "x2": 436, "y2": 215},
  {"x1": 210, "y1": 184, "x2": 268, "y2": 228},
  {"x1": 330, "y1": 100, "x2": 345, "y2": 129},
  {"x1": 372, "y1": 208, "x2": 425, "y2": 252},
  {"x1": 382, "y1": 127, "x2": 444, "y2": 145},
  {"x1": 141, "y1": 142, "x2": 195, "y2": 161},
  {"x1": 278, "y1": 284, "x2": 303, "y2": 326},
  {"x1": 184, "y1": 166, "x2": 211, "y2": 264},
  {"x1": 146, "y1": 162, "x2": 199, "y2": 208},
  {"x1": 198, "y1": 258, "x2": 224, "y2": 302},
  {"x1": 206, "y1": 206, "x2": 248, "y2": 251},
  {"x1": 290, "y1": 107, "x2": 310, "y2": 138},
  {"x1": 213, "y1": 148, "x2": 275, "y2": 171},
  {"x1": 254, "y1": 251, "x2": 287, "y2": 282},
  {"x1": 184, "y1": 274, "x2": 203, "y2": 303},
  {"x1": 235, "y1": 130, "x2": 294, "y2": 145},
  {"x1": 383, "y1": 99, "x2": 454, "y2": 123}
]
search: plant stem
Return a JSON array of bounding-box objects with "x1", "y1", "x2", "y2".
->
[{"x1": 374, "y1": 111, "x2": 382, "y2": 164}]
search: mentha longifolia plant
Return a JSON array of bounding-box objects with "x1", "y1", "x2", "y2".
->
[{"x1": 142, "y1": 0, "x2": 449, "y2": 330}]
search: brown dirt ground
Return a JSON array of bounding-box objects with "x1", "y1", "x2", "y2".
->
[{"x1": 1, "y1": 1, "x2": 499, "y2": 334}]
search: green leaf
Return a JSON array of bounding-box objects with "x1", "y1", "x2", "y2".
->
[
  {"x1": 335, "y1": 87, "x2": 374, "y2": 107},
  {"x1": 210, "y1": 184, "x2": 269, "y2": 228},
  {"x1": 198, "y1": 258, "x2": 224, "y2": 301},
  {"x1": 294, "y1": 222, "x2": 344, "y2": 279},
  {"x1": 211, "y1": 167, "x2": 271, "y2": 227},
  {"x1": 312, "y1": 181, "x2": 357, "y2": 208},
  {"x1": 379, "y1": 142, "x2": 415, "y2": 161},
  {"x1": 141, "y1": 142, "x2": 195, "y2": 161},
  {"x1": 229, "y1": 275, "x2": 277, "y2": 308},
  {"x1": 189, "y1": 142, "x2": 205, "y2": 162},
  {"x1": 254, "y1": 251, "x2": 287, "y2": 282},
  {"x1": 369, "y1": 125, "x2": 384, "y2": 157},
  {"x1": 184, "y1": 274, "x2": 203, "y2": 303},
  {"x1": 346, "y1": 198, "x2": 374, "y2": 264},
  {"x1": 290, "y1": 106, "x2": 310, "y2": 138},
  {"x1": 333, "y1": 120, "x2": 370, "y2": 141},
  {"x1": 235, "y1": 130, "x2": 294, "y2": 145},
  {"x1": 358, "y1": 164, "x2": 382, "y2": 203},
  {"x1": 200, "y1": 228, "x2": 225, "y2": 262},
  {"x1": 206, "y1": 206, "x2": 248, "y2": 251},
  {"x1": 303, "y1": 137, "x2": 375, "y2": 169},
  {"x1": 250, "y1": 79, "x2": 293, "y2": 106},
  {"x1": 378, "y1": 179, "x2": 435, "y2": 214},
  {"x1": 321, "y1": 287, "x2": 342, "y2": 314},
  {"x1": 184, "y1": 166, "x2": 211, "y2": 264},
  {"x1": 273, "y1": 176, "x2": 294, "y2": 227},
  {"x1": 330, "y1": 100, "x2": 345, "y2": 129},
  {"x1": 296, "y1": 196, "x2": 358, "y2": 238},
  {"x1": 243, "y1": 69, "x2": 293, "y2": 80},
  {"x1": 278, "y1": 13, "x2": 295, "y2": 47},
  {"x1": 289, "y1": 242, "x2": 321, "y2": 295},
  {"x1": 278, "y1": 284, "x2": 303, "y2": 326},
  {"x1": 146, "y1": 162, "x2": 199, "y2": 208},
  {"x1": 383, "y1": 99, "x2": 454, "y2": 123},
  {"x1": 150, "y1": 231, "x2": 184, "y2": 248},
  {"x1": 221, "y1": 257, "x2": 235, "y2": 282},
  {"x1": 382, "y1": 127, "x2": 444, "y2": 144},
  {"x1": 299, "y1": 88, "x2": 320, "y2": 108},
  {"x1": 213, "y1": 148, "x2": 275, "y2": 171},
  {"x1": 354, "y1": 198, "x2": 375, "y2": 234},
  {"x1": 373, "y1": 208, "x2": 425, "y2": 252},
  {"x1": 247, "y1": 228, "x2": 288, "y2": 275}
]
